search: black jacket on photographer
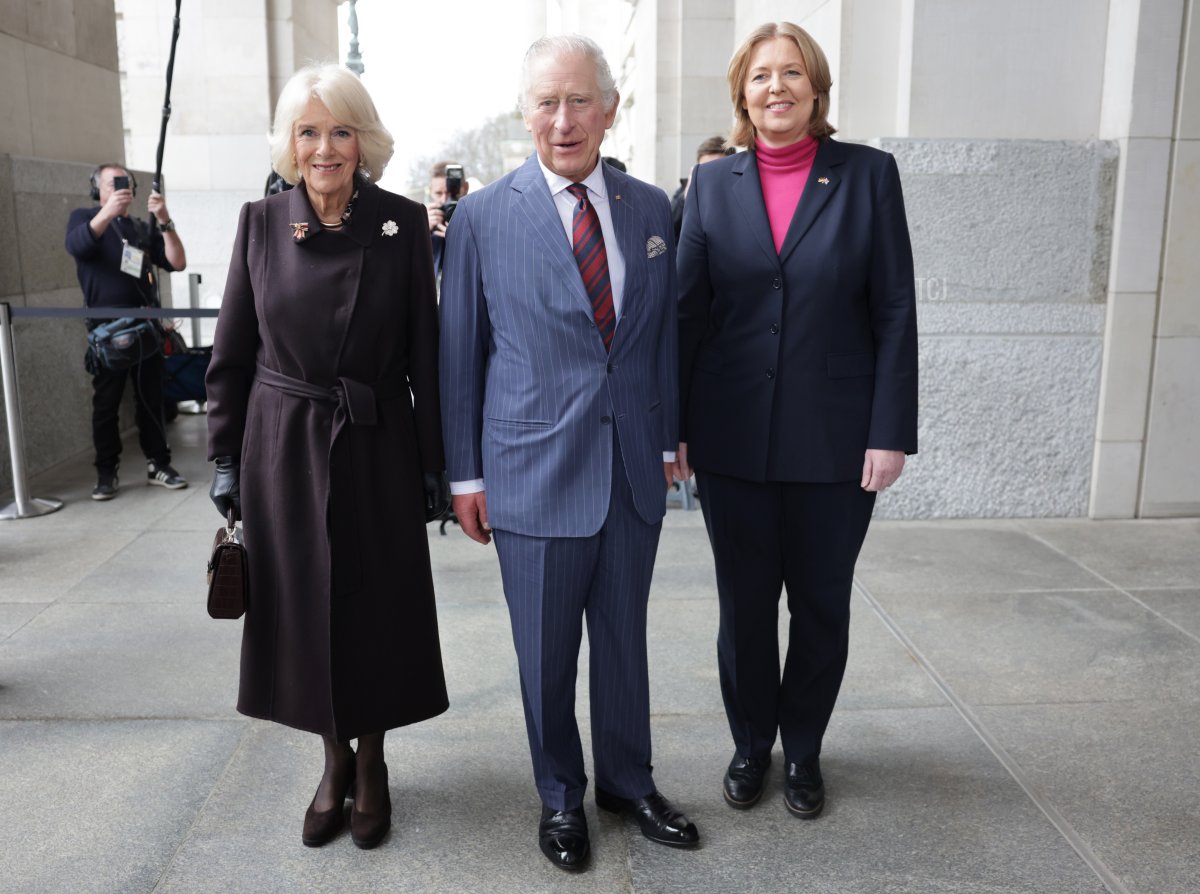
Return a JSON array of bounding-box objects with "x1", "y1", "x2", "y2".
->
[
  {"x1": 65, "y1": 205, "x2": 178, "y2": 481},
  {"x1": 65, "y1": 207, "x2": 175, "y2": 327}
]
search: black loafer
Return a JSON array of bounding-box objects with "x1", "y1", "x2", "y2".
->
[
  {"x1": 784, "y1": 758, "x2": 825, "y2": 819},
  {"x1": 539, "y1": 806, "x2": 590, "y2": 871},
  {"x1": 595, "y1": 787, "x2": 699, "y2": 848},
  {"x1": 723, "y1": 753, "x2": 771, "y2": 809}
]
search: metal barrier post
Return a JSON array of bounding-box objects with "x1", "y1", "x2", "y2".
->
[
  {"x1": 188, "y1": 273, "x2": 202, "y2": 347},
  {"x1": 0, "y1": 302, "x2": 64, "y2": 520}
]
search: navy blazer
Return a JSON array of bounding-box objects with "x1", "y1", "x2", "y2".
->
[{"x1": 677, "y1": 138, "x2": 918, "y2": 483}]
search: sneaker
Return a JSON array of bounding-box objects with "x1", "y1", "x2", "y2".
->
[
  {"x1": 92, "y1": 471, "x2": 119, "y2": 501},
  {"x1": 147, "y1": 461, "x2": 188, "y2": 489}
]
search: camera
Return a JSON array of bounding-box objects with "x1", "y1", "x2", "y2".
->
[
  {"x1": 113, "y1": 175, "x2": 130, "y2": 191},
  {"x1": 441, "y1": 164, "x2": 464, "y2": 224}
]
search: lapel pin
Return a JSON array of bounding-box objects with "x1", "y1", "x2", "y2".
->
[
  {"x1": 614, "y1": 194, "x2": 621, "y2": 201},
  {"x1": 381, "y1": 220, "x2": 398, "y2": 236},
  {"x1": 290, "y1": 221, "x2": 309, "y2": 240},
  {"x1": 817, "y1": 177, "x2": 830, "y2": 185}
]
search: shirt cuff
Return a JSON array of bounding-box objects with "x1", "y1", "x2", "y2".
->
[
  {"x1": 662, "y1": 451, "x2": 676, "y2": 462},
  {"x1": 449, "y1": 479, "x2": 485, "y2": 495}
]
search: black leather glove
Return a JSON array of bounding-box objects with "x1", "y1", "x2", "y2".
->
[
  {"x1": 424, "y1": 471, "x2": 450, "y2": 522},
  {"x1": 210, "y1": 456, "x2": 241, "y2": 520}
]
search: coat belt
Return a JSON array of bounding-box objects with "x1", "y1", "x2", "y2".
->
[{"x1": 254, "y1": 363, "x2": 411, "y2": 596}]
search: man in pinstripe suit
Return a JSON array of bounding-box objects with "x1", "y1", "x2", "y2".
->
[{"x1": 439, "y1": 34, "x2": 699, "y2": 871}]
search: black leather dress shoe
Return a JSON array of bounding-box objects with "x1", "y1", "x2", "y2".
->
[
  {"x1": 723, "y1": 753, "x2": 771, "y2": 809},
  {"x1": 539, "y1": 806, "x2": 590, "y2": 871},
  {"x1": 595, "y1": 787, "x2": 700, "y2": 848},
  {"x1": 784, "y1": 758, "x2": 825, "y2": 819}
]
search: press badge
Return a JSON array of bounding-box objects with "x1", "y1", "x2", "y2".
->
[{"x1": 120, "y1": 241, "x2": 145, "y2": 278}]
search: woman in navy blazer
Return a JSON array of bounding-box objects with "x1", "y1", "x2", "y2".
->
[{"x1": 676, "y1": 22, "x2": 917, "y2": 819}]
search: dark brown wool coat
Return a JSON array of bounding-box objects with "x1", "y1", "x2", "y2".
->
[{"x1": 205, "y1": 181, "x2": 448, "y2": 740}]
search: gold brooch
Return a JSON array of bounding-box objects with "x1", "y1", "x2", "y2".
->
[
  {"x1": 817, "y1": 177, "x2": 830, "y2": 185},
  {"x1": 290, "y1": 222, "x2": 309, "y2": 240}
]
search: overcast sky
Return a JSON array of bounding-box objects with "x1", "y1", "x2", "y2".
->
[{"x1": 338, "y1": 1, "x2": 539, "y2": 195}]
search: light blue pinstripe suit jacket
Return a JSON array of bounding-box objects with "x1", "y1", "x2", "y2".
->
[{"x1": 439, "y1": 154, "x2": 679, "y2": 538}]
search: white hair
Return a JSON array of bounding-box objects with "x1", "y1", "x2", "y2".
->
[
  {"x1": 268, "y1": 63, "x2": 395, "y2": 185},
  {"x1": 518, "y1": 34, "x2": 618, "y2": 112}
]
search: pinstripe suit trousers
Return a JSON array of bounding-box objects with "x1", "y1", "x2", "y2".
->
[{"x1": 493, "y1": 433, "x2": 661, "y2": 811}]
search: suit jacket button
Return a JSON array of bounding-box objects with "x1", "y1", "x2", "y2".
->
[
  {"x1": 606, "y1": 362, "x2": 614, "y2": 374},
  {"x1": 601, "y1": 415, "x2": 612, "y2": 425},
  {"x1": 769, "y1": 323, "x2": 779, "y2": 334},
  {"x1": 766, "y1": 368, "x2": 775, "y2": 379},
  {"x1": 771, "y1": 276, "x2": 782, "y2": 289}
]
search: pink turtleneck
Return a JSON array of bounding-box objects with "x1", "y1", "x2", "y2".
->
[{"x1": 755, "y1": 135, "x2": 818, "y2": 253}]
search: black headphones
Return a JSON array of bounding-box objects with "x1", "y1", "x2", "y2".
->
[{"x1": 89, "y1": 164, "x2": 138, "y2": 201}]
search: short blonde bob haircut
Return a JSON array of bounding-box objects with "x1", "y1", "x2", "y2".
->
[
  {"x1": 268, "y1": 63, "x2": 395, "y2": 185},
  {"x1": 727, "y1": 22, "x2": 836, "y2": 149}
]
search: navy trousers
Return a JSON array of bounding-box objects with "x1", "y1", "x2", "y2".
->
[
  {"x1": 695, "y1": 472, "x2": 876, "y2": 765},
  {"x1": 493, "y1": 437, "x2": 661, "y2": 811}
]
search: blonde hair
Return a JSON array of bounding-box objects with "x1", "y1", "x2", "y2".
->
[
  {"x1": 268, "y1": 64, "x2": 395, "y2": 185},
  {"x1": 727, "y1": 22, "x2": 836, "y2": 149}
]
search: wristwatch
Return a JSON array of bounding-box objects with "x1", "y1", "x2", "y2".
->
[{"x1": 159, "y1": 218, "x2": 176, "y2": 233}]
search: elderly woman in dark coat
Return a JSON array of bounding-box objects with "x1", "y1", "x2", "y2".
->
[{"x1": 205, "y1": 63, "x2": 450, "y2": 850}]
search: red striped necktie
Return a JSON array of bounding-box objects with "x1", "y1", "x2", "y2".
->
[{"x1": 566, "y1": 182, "x2": 615, "y2": 351}]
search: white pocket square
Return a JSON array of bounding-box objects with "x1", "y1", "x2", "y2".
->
[{"x1": 646, "y1": 235, "x2": 667, "y2": 258}]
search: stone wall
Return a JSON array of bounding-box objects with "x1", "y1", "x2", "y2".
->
[
  {"x1": 874, "y1": 139, "x2": 1116, "y2": 519},
  {"x1": 0, "y1": 155, "x2": 169, "y2": 497}
]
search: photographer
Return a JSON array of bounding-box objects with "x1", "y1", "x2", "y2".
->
[
  {"x1": 424, "y1": 160, "x2": 468, "y2": 277},
  {"x1": 65, "y1": 163, "x2": 189, "y2": 500}
]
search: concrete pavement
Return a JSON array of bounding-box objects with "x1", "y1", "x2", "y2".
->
[{"x1": 1, "y1": 413, "x2": 1197, "y2": 893}]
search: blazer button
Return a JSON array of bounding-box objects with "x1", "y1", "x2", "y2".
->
[
  {"x1": 769, "y1": 323, "x2": 779, "y2": 334},
  {"x1": 766, "y1": 368, "x2": 775, "y2": 379},
  {"x1": 606, "y1": 362, "x2": 614, "y2": 374},
  {"x1": 771, "y1": 276, "x2": 782, "y2": 289},
  {"x1": 601, "y1": 415, "x2": 612, "y2": 425}
]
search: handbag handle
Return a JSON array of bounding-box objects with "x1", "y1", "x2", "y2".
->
[{"x1": 226, "y1": 507, "x2": 238, "y2": 540}]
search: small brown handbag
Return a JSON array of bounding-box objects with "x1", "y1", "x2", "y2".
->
[{"x1": 207, "y1": 508, "x2": 249, "y2": 619}]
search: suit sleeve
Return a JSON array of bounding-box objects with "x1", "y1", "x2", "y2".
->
[
  {"x1": 867, "y1": 154, "x2": 919, "y2": 454},
  {"x1": 675, "y1": 164, "x2": 712, "y2": 441},
  {"x1": 405, "y1": 201, "x2": 446, "y2": 474},
  {"x1": 438, "y1": 200, "x2": 490, "y2": 483},
  {"x1": 205, "y1": 202, "x2": 260, "y2": 460}
]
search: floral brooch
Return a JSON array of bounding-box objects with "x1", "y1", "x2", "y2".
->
[
  {"x1": 290, "y1": 222, "x2": 309, "y2": 241},
  {"x1": 381, "y1": 220, "x2": 398, "y2": 237}
]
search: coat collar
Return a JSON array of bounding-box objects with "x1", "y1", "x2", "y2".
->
[
  {"x1": 287, "y1": 177, "x2": 379, "y2": 247},
  {"x1": 730, "y1": 137, "x2": 847, "y2": 266}
]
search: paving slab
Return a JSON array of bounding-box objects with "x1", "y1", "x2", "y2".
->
[
  {"x1": 0, "y1": 719, "x2": 246, "y2": 894},
  {"x1": 1132, "y1": 588, "x2": 1200, "y2": 641},
  {"x1": 0, "y1": 527, "x2": 140, "y2": 602},
  {"x1": 863, "y1": 588, "x2": 1200, "y2": 705},
  {"x1": 62, "y1": 530, "x2": 214, "y2": 603},
  {"x1": 856, "y1": 524, "x2": 1102, "y2": 595},
  {"x1": 1020, "y1": 519, "x2": 1200, "y2": 590},
  {"x1": 979, "y1": 700, "x2": 1200, "y2": 894},
  {"x1": 628, "y1": 710, "x2": 1106, "y2": 894},
  {"x1": 0, "y1": 603, "x2": 241, "y2": 720},
  {"x1": 0, "y1": 602, "x2": 45, "y2": 640}
]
